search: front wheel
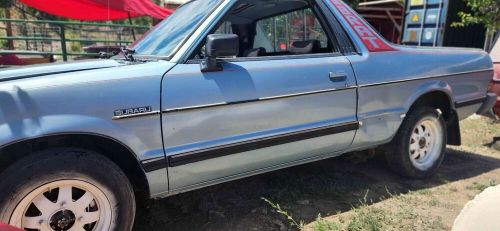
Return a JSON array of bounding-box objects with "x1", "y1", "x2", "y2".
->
[
  {"x1": 0, "y1": 148, "x2": 136, "y2": 231},
  {"x1": 385, "y1": 106, "x2": 447, "y2": 178}
]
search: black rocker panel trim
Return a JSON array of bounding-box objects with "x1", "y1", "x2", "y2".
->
[
  {"x1": 167, "y1": 121, "x2": 359, "y2": 167},
  {"x1": 455, "y1": 97, "x2": 486, "y2": 108}
]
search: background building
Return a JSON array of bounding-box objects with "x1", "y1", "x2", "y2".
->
[{"x1": 163, "y1": 0, "x2": 189, "y2": 10}]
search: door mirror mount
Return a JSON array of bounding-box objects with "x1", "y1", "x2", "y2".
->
[{"x1": 200, "y1": 34, "x2": 239, "y2": 72}]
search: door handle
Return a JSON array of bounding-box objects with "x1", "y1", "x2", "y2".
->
[{"x1": 329, "y1": 72, "x2": 347, "y2": 82}]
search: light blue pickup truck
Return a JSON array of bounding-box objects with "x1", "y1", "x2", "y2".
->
[{"x1": 0, "y1": 0, "x2": 496, "y2": 230}]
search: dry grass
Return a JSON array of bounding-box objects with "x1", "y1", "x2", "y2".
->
[{"x1": 301, "y1": 117, "x2": 499, "y2": 231}]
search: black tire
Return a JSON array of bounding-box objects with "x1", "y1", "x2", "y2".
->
[
  {"x1": 0, "y1": 148, "x2": 135, "y2": 231},
  {"x1": 385, "y1": 106, "x2": 447, "y2": 179}
]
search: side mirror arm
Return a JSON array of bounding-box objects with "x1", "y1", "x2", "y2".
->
[
  {"x1": 200, "y1": 57, "x2": 222, "y2": 72},
  {"x1": 200, "y1": 34, "x2": 239, "y2": 72}
]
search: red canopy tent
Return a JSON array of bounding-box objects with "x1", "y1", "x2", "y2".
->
[{"x1": 18, "y1": 0, "x2": 172, "y2": 21}]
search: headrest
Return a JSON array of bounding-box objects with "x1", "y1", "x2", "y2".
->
[{"x1": 289, "y1": 40, "x2": 321, "y2": 55}]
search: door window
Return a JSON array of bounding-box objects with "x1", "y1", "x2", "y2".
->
[
  {"x1": 255, "y1": 8, "x2": 329, "y2": 53},
  {"x1": 192, "y1": 0, "x2": 338, "y2": 59}
]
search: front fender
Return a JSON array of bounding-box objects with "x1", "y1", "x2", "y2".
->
[
  {"x1": 0, "y1": 60, "x2": 175, "y2": 196},
  {"x1": 0, "y1": 61, "x2": 174, "y2": 161},
  {"x1": 0, "y1": 114, "x2": 150, "y2": 155}
]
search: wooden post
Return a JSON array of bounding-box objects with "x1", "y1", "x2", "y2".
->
[
  {"x1": 60, "y1": 25, "x2": 68, "y2": 61},
  {"x1": 4, "y1": 7, "x2": 14, "y2": 49},
  {"x1": 127, "y1": 13, "x2": 136, "y2": 41}
]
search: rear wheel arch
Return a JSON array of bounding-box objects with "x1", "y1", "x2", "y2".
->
[
  {"x1": 407, "y1": 90, "x2": 461, "y2": 145},
  {"x1": 0, "y1": 133, "x2": 150, "y2": 200},
  {"x1": 385, "y1": 106, "x2": 447, "y2": 178},
  {"x1": 409, "y1": 90, "x2": 453, "y2": 117}
]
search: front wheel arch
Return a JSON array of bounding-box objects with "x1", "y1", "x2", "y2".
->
[
  {"x1": 0, "y1": 133, "x2": 151, "y2": 200},
  {"x1": 0, "y1": 148, "x2": 136, "y2": 230}
]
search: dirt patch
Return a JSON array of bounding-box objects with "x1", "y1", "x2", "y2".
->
[{"x1": 134, "y1": 117, "x2": 500, "y2": 231}]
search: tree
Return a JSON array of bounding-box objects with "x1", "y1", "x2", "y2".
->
[
  {"x1": 0, "y1": 0, "x2": 12, "y2": 8},
  {"x1": 452, "y1": 0, "x2": 499, "y2": 50}
]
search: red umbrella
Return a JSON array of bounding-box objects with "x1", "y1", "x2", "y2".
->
[{"x1": 18, "y1": 0, "x2": 172, "y2": 21}]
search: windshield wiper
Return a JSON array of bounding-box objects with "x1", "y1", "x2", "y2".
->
[
  {"x1": 122, "y1": 47, "x2": 136, "y2": 62},
  {"x1": 99, "y1": 50, "x2": 119, "y2": 59},
  {"x1": 107, "y1": 48, "x2": 159, "y2": 63}
]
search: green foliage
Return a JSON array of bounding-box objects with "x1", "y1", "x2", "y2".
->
[
  {"x1": 261, "y1": 197, "x2": 305, "y2": 229},
  {"x1": 315, "y1": 214, "x2": 341, "y2": 231},
  {"x1": 70, "y1": 42, "x2": 82, "y2": 53},
  {"x1": 0, "y1": 39, "x2": 8, "y2": 49},
  {"x1": 67, "y1": 32, "x2": 82, "y2": 52},
  {"x1": 451, "y1": 0, "x2": 499, "y2": 34},
  {"x1": 0, "y1": 0, "x2": 12, "y2": 8}
]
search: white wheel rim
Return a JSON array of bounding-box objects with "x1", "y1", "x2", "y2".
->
[
  {"x1": 409, "y1": 116, "x2": 443, "y2": 171},
  {"x1": 9, "y1": 180, "x2": 112, "y2": 231}
]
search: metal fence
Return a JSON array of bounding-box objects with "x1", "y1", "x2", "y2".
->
[{"x1": 0, "y1": 18, "x2": 150, "y2": 61}]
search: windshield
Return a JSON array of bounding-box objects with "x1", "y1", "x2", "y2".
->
[{"x1": 132, "y1": 0, "x2": 221, "y2": 58}]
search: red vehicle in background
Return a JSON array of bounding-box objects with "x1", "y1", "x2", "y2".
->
[
  {"x1": 489, "y1": 37, "x2": 500, "y2": 117},
  {"x1": 0, "y1": 222, "x2": 22, "y2": 231}
]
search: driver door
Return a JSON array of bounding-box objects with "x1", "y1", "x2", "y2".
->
[{"x1": 161, "y1": 1, "x2": 359, "y2": 191}]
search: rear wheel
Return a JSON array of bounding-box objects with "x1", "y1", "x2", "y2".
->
[
  {"x1": 0, "y1": 148, "x2": 135, "y2": 231},
  {"x1": 385, "y1": 106, "x2": 447, "y2": 178}
]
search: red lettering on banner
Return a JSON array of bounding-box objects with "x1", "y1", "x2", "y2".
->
[
  {"x1": 354, "y1": 26, "x2": 374, "y2": 37},
  {"x1": 329, "y1": 0, "x2": 395, "y2": 52},
  {"x1": 337, "y1": 5, "x2": 351, "y2": 15},
  {"x1": 345, "y1": 15, "x2": 362, "y2": 27}
]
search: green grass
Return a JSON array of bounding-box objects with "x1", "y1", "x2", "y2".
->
[
  {"x1": 262, "y1": 188, "x2": 449, "y2": 231},
  {"x1": 311, "y1": 205, "x2": 388, "y2": 231},
  {"x1": 415, "y1": 188, "x2": 431, "y2": 195},
  {"x1": 466, "y1": 180, "x2": 497, "y2": 192},
  {"x1": 307, "y1": 188, "x2": 449, "y2": 231},
  {"x1": 262, "y1": 197, "x2": 305, "y2": 229},
  {"x1": 346, "y1": 206, "x2": 387, "y2": 231},
  {"x1": 264, "y1": 190, "x2": 389, "y2": 231},
  {"x1": 315, "y1": 214, "x2": 341, "y2": 231}
]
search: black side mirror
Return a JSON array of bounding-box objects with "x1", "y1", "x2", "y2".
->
[{"x1": 201, "y1": 34, "x2": 239, "y2": 72}]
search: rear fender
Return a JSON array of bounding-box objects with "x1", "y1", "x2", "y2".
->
[
  {"x1": 403, "y1": 80, "x2": 460, "y2": 145},
  {"x1": 403, "y1": 80, "x2": 454, "y2": 112}
]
